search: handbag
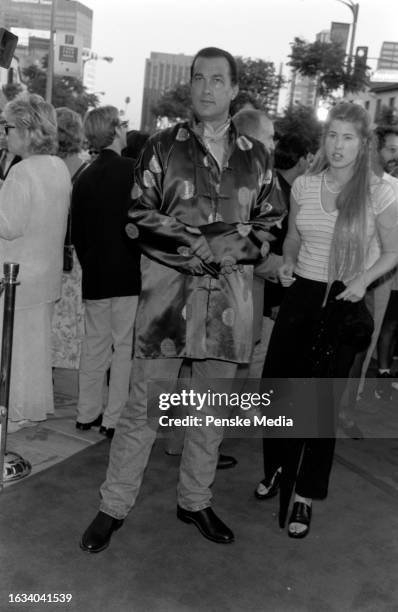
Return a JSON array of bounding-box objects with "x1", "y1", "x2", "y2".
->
[
  {"x1": 63, "y1": 161, "x2": 89, "y2": 273},
  {"x1": 311, "y1": 280, "x2": 374, "y2": 377}
]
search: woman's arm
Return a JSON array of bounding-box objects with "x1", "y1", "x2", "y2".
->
[
  {"x1": 337, "y1": 201, "x2": 398, "y2": 301},
  {"x1": 279, "y1": 194, "x2": 301, "y2": 287},
  {"x1": 0, "y1": 175, "x2": 29, "y2": 240}
]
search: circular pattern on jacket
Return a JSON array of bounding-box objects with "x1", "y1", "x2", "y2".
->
[
  {"x1": 237, "y1": 223, "x2": 252, "y2": 237},
  {"x1": 222, "y1": 308, "x2": 235, "y2": 327},
  {"x1": 176, "y1": 127, "x2": 190, "y2": 141},
  {"x1": 179, "y1": 180, "x2": 195, "y2": 200},
  {"x1": 263, "y1": 169, "x2": 273, "y2": 185},
  {"x1": 131, "y1": 183, "x2": 143, "y2": 199},
  {"x1": 177, "y1": 246, "x2": 192, "y2": 257},
  {"x1": 143, "y1": 170, "x2": 156, "y2": 188},
  {"x1": 186, "y1": 225, "x2": 201, "y2": 235},
  {"x1": 125, "y1": 223, "x2": 139, "y2": 239},
  {"x1": 238, "y1": 186, "x2": 251, "y2": 207},
  {"x1": 185, "y1": 304, "x2": 192, "y2": 320},
  {"x1": 237, "y1": 135, "x2": 253, "y2": 151},
  {"x1": 149, "y1": 155, "x2": 162, "y2": 173},
  {"x1": 160, "y1": 338, "x2": 177, "y2": 357}
]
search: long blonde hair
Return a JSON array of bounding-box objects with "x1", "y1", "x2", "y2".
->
[{"x1": 310, "y1": 102, "x2": 372, "y2": 283}]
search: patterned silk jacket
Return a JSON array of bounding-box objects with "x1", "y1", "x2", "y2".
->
[{"x1": 127, "y1": 120, "x2": 286, "y2": 363}]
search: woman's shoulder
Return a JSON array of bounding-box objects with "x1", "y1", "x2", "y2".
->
[
  {"x1": 19, "y1": 154, "x2": 67, "y2": 172},
  {"x1": 369, "y1": 173, "x2": 398, "y2": 215},
  {"x1": 291, "y1": 172, "x2": 322, "y2": 198}
]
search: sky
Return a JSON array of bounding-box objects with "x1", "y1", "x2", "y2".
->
[{"x1": 83, "y1": 0, "x2": 398, "y2": 129}]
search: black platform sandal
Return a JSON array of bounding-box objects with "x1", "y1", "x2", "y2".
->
[
  {"x1": 287, "y1": 501, "x2": 312, "y2": 539},
  {"x1": 254, "y1": 469, "x2": 281, "y2": 500}
]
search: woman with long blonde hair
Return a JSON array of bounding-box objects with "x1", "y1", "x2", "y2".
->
[{"x1": 256, "y1": 102, "x2": 398, "y2": 538}]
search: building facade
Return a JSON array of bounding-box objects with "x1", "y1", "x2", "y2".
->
[
  {"x1": 0, "y1": 0, "x2": 92, "y2": 74},
  {"x1": 140, "y1": 51, "x2": 193, "y2": 133}
]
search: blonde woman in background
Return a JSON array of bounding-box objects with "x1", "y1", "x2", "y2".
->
[
  {"x1": 52, "y1": 107, "x2": 89, "y2": 372},
  {"x1": 0, "y1": 93, "x2": 71, "y2": 432}
]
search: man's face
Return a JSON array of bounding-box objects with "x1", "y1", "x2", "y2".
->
[
  {"x1": 115, "y1": 118, "x2": 128, "y2": 150},
  {"x1": 380, "y1": 133, "x2": 398, "y2": 175},
  {"x1": 191, "y1": 55, "x2": 238, "y2": 125}
]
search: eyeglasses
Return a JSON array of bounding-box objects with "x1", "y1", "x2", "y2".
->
[{"x1": 2, "y1": 124, "x2": 16, "y2": 135}]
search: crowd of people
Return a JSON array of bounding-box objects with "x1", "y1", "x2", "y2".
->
[{"x1": 0, "y1": 45, "x2": 398, "y2": 553}]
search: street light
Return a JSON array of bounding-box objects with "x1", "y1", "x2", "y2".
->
[
  {"x1": 336, "y1": 0, "x2": 360, "y2": 75},
  {"x1": 81, "y1": 51, "x2": 113, "y2": 86}
]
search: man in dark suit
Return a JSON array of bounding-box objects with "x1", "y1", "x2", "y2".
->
[{"x1": 71, "y1": 105, "x2": 141, "y2": 439}]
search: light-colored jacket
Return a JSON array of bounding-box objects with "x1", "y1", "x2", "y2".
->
[{"x1": 0, "y1": 155, "x2": 71, "y2": 308}]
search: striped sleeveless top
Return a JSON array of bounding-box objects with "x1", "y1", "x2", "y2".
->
[{"x1": 292, "y1": 172, "x2": 397, "y2": 283}]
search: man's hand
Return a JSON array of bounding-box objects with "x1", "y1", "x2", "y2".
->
[
  {"x1": 187, "y1": 255, "x2": 208, "y2": 275},
  {"x1": 220, "y1": 256, "x2": 243, "y2": 275},
  {"x1": 191, "y1": 235, "x2": 214, "y2": 264}
]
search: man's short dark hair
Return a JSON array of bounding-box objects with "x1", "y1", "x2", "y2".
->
[
  {"x1": 374, "y1": 124, "x2": 398, "y2": 151},
  {"x1": 274, "y1": 133, "x2": 314, "y2": 170},
  {"x1": 123, "y1": 130, "x2": 150, "y2": 162},
  {"x1": 190, "y1": 47, "x2": 238, "y2": 85}
]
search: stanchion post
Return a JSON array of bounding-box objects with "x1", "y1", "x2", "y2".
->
[{"x1": 0, "y1": 262, "x2": 19, "y2": 491}]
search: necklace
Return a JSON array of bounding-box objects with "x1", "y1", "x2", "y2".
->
[{"x1": 323, "y1": 171, "x2": 343, "y2": 195}]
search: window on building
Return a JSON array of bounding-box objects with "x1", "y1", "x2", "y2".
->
[
  {"x1": 375, "y1": 98, "x2": 382, "y2": 121},
  {"x1": 364, "y1": 100, "x2": 370, "y2": 110},
  {"x1": 389, "y1": 97, "x2": 396, "y2": 108}
]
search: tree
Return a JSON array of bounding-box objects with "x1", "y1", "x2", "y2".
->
[
  {"x1": 151, "y1": 83, "x2": 191, "y2": 121},
  {"x1": 275, "y1": 103, "x2": 322, "y2": 152},
  {"x1": 22, "y1": 63, "x2": 99, "y2": 115},
  {"x1": 236, "y1": 57, "x2": 283, "y2": 113},
  {"x1": 150, "y1": 57, "x2": 284, "y2": 124},
  {"x1": 288, "y1": 36, "x2": 370, "y2": 99}
]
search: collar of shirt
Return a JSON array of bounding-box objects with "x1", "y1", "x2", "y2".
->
[{"x1": 192, "y1": 118, "x2": 231, "y2": 170}]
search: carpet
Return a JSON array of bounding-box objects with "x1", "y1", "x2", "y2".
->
[{"x1": 1, "y1": 437, "x2": 398, "y2": 612}]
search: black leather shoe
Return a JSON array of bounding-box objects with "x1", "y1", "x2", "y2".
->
[
  {"x1": 217, "y1": 454, "x2": 237, "y2": 470},
  {"x1": 99, "y1": 426, "x2": 115, "y2": 439},
  {"x1": 254, "y1": 469, "x2": 281, "y2": 500},
  {"x1": 76, "y1": 414, "x2": 103, "y2": 431},
  {"x1": 80, "y1": 511, "x2": 124, "y2": 553},
  {"x1": 177, "y1": 506, "x2": 234, "y2": 543},
  {"x1": 288, "y1": 502, "x2": 312, "y2": 539}
]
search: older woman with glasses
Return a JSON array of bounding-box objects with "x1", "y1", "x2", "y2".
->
[{"x1": 0, "y1": 93, "x2": 71, "y2": 432}]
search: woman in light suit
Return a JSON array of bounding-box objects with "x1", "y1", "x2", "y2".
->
[{"x1": 0, "y1": 93, "x2": 71, "y2": 431}]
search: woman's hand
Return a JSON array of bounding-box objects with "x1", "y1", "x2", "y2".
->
[
  {"x1": 278, "y1": 262, "x2": 296, "y2": 287},
  {"x1": 336, "y1": 274, "x2": 367, "y2": 302}
]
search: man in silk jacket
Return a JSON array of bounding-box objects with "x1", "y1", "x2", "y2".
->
[{"x1": 80, "y1": 47, "x2": 286, "y2": 554}]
